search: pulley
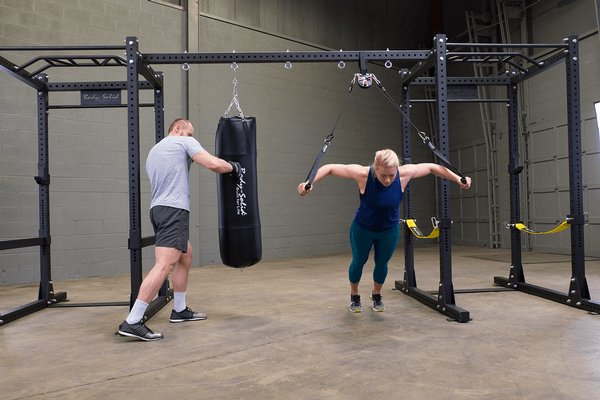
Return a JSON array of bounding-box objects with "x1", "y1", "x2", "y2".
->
[{"x1": 356, "y1": 73, "x2": 374, "y2": 89}]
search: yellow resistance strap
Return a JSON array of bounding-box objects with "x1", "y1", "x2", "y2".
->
[
  {"x1": 513, "y1": 220, "x2": 571, "y2": 235},
  {"x1": 405, "y1": 218, "x2": 440, "y2": 239}
]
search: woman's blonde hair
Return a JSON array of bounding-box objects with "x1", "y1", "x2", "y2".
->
[{"x1": 374, "y1": 149, "x2": 400, "y2": 168}]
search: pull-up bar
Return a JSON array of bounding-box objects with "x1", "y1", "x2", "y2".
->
[
  {"x1": 0, "y1": 45, "x2": 126, "y2": 51},
  {"x1": 142, "y1": 50, "x2": 431, "y2": 65}
]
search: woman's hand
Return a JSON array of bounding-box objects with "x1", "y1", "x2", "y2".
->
[
  {"x1": 297, "y1": 181, "x2": 311, "y2": 196},
  {"x1": 459, "y1": 176, "x2": 471, "y2": 190}
]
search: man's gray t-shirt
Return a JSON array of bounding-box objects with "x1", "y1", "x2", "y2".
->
[{"x1": 146, "y1": 136, "x2": 204, "y2": 211}]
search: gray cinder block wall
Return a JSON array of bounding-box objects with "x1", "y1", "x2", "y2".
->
[
  {"x1": 4, "y1": 1, "x2": 598, "y2": 288},
  {"x1": 0, "y1": 1, "x2": 187, "y2": 285},
  {"x1": 0, "y1": 0, "x2": 434, "y2": 285}
]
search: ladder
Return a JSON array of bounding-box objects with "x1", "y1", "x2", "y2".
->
[
  {"x1": 466, "y1": 0, "x2": 529, "y2": 249},
  {"x1": 466, "y1": 7, "x2": 502, "y2": 248}
]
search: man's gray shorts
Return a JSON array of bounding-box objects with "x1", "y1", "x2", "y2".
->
[{"x1": 150, "y1": 206, "x2": 189, "y2": 252}]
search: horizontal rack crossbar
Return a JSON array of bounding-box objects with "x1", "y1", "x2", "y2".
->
[
  {"x1": 447, "y1": 42, "x2": 568, "y2": 49},
  {"x1": 142, "y1": 50, "x2": 432, "y2": 64},
  {"x1": 411, "y1": 77, "x2": 511, "y2": 85},
  {"x1": 48, "y1": 103, "x2": 155, "y2": 109},
  {"x1": 47, "y1": 81, "x2": 155, "y2": 91},
  {"x1": 411, "y1": 98, "x2": 509, "y2": 103},
  {"x1": 0, "y1": 45, "x2": 126, "y2": 51},
  {"x1": 0, "y1": 237, "x2": 47, "y2": 250}
]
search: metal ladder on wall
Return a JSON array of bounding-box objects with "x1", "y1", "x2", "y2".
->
[
  {"x1": 495, "y1": 0, "x2": 533, "y2": 251},
  {"x1": 466, "y1": 8, "x2": 500, "y2": 248},
  {"x1": 465, "y1": 0, "x2": 524, "y2": 248}
]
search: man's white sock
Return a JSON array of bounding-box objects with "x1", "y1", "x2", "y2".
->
[
  {"x1": 173, "y1": 291, "x2": 186, "y2": 312},
  {"x1": 125, "y1": 299, "x2": 149, "y2": 324}
]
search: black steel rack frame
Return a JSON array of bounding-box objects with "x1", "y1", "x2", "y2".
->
[{"x1": 0, "y1": 34, "x2": 595, "y2": 326}]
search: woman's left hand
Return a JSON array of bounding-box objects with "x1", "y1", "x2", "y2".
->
[{"x1": 459, "y1": 177, "x2": 471, "y2": 190}]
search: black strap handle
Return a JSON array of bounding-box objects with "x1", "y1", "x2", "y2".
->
[
  {"x1": 304, "y1": 139, "x2": 331, "y2": 190},
  {"x1": 424, "y1": 138, "x2": 467, "y2": 184}
]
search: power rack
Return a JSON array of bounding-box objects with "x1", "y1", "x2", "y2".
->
[{"x1": 0, "y1": 34, "x2": 595, "y2": 325}]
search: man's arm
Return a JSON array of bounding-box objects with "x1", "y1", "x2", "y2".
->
[{"x1": 191, "y1": 150, "x2": 233, "y2": 174}]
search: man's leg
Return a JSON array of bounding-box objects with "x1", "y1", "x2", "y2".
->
[
  {"x1": 138, "y1": 246, "x2": 182, "y2": 303},
  {"x1": 125, "y1": 246, "x2": 181, "y2": 322},
  {"x1": 169, "y1": 241, "x2": 207, "y2": 322},
  {"x1": 172, "y1": 241, "x2": 192, "y2": 293},
  {"x1": 172, "y1": 241, "x2": 192, "y2": 313},
  {"x1": 117, "y1": 246, "x2": 181, "y2": 341}
]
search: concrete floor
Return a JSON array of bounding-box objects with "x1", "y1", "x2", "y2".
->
[{"x1": 2, "y1": 245, "x2": 600, "y2": 400}]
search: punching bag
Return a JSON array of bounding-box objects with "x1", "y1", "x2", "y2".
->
[{"x1": 216, "y1": 116, "x2": 262, "y2": 267}]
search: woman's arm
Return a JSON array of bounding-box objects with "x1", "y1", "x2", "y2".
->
[
  {"x1": 297, "y1": 164, "x2": 368, "y2": 196},
  {"x1": 399, "y1": 163, "x2": 471, "y2": 190}
]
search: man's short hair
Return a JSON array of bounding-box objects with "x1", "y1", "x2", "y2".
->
[{"x1": 168, "y1": 118, "x2": 192, "y2": 134}]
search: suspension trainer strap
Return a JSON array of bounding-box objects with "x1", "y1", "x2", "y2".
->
[
  {"x1": 304, "y1": 135, "x2": 332, "y2": 190},
  {"x1": 418, "y1": 131, "x2": 467, "y2": 184},
  {"x1": 372, "y1": 77, "x2": 467, "y2": 184},
  {"x1": 304, "y1": 78, "x2": 356, "y2": 190},
  {"x1": 404, "y1": 218, "x2": 440, "y2": 239},
  {"x1": 510, "y1": 220, "x2": 571, "y2": 235}
]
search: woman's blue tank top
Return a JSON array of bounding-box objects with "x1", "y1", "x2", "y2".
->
[{"x1": 354, "y1": 165, "x2": 403, "y2": 231}]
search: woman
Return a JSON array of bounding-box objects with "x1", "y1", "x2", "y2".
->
[{"x1": 297, "y1": 149, "x2": 471, "y2": 312}]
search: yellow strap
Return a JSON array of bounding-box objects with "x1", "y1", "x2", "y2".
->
[
  {"x1": 405, "y1": 219, "x2": 439, "y2": 239},
  {"x1": 513, "y1": 220, "x2": 570, "y2": 235}
]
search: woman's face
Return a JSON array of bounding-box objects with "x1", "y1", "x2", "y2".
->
[{"x1": 374, "y1": 164, "x2": 397, "y2": 186}]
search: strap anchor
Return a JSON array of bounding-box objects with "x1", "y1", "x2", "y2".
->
[
  {"x1": 403, "y1": 218, "x2": 440, "y2": 239},
  {"x1": 224, "y1": 60, "x2": 245, "y2": 118},
  {"x1": 505, "y1": 217, "x2": 573, "y2": 234}
]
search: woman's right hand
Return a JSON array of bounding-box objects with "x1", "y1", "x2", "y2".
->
[{"x1": 297, "y1": 181, "x2": 311, "y2": 196}]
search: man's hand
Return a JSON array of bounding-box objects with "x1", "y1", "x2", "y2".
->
[{"x1": 228, "y1": 161, "x2": 242, "y2": 180}]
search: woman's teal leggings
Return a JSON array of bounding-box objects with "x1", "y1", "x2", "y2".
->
[{"x1": 348, "y1": 221, "x2": 400, "y2": 285}]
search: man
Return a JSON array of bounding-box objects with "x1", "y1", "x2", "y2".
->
[
  {"x1": 298, "y1": 149, "x2": 471, "y2": 312},
  {"x1": 117, "y1": 118, "x2": 240, "y2": 341}
]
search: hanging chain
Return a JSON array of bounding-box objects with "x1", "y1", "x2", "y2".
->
[
  {"x1": 231, "y1": 62, "x2": 238, "y2": 98},
  {"x1": 224, "y1": 62, "x2": 245, "y2": 118}
]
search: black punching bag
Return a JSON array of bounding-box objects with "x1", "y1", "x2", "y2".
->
[{"x1": 216, "y1": 116, "x2": 261, "y2": 267}]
